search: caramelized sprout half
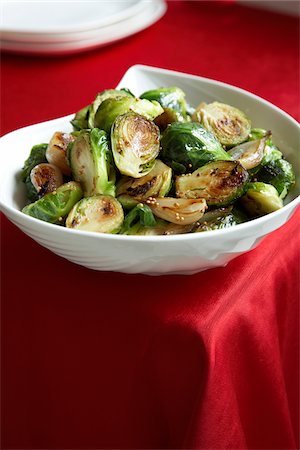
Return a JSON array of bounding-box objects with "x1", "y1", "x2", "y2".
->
[
  {"x1": 193, "y1": 101, "x2": 251, "y2": 146},
  {"x1": 66, "y1": 195, "x2": 123, "y2": 233},
  {"x1": 111, "y1": 112, "x2": 160, "y2": 178}
]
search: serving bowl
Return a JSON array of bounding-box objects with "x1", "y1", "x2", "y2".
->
[{"x1": 1, "y1": 65, "x2": 299, "y2": 275}]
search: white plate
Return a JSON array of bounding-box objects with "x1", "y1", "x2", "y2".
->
[
  {"x1": 1, "y1": 0, "x2": 166, "y2": 54},
  {"x1": 1, "y1": 0, "x2": 146, "y2": 35},
  {"x1": 0, "y1": 65, "x2": 299, "y2": 275}
]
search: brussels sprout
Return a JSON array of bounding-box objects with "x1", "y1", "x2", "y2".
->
[
  {"x1": 147, "y1": 197, "x2": 207, "y2": 224},
  {"x1": 66, "y1": 195, "x2": 123, "y2": 233},
  {"x1": 176, "y1": 160, "x2": 248, "y2": 207},
  {"x1": 140, "y1": 87, "x2": 188, "y2": 123},
  {"x1": 94, "y1": 96, "x2": 163, "y2": 133},
  {"x1": 22, "y1": 143, "x2": 48, "y2": 181},
  {"x1": 160, "y1": 122, "x2": 231, "y2": 174},
  {"x1": 46, "y1": 131, "x2": 74, "y2": 176},
  {"x1": 193, "y1": 206, "x2": 246, "y2": 232},
  {"x1": 227, "y1": 133, "x2": 270, "y2": 170},
  {"x1": 22, "y1": 181, "x2": 83, "y2": 224},
  {"x1": 88, "y1": 88, "x2": 133, "y2": 129},
  {"x1": 192, "y1": 101, "x2": 251, "y2": 146},
  {"x1": 240, "y1": 182, "x2": 283, "y2": 217},
  {"x1": 120, "y1": 203, "x2": 156, "y2": 235},
  {"x1": 29, "y1": 163, "x2": 63, "y2": 200},
  {"x1": 256, "y1": 158, "x2": 295, "y2": 199},
  {"x1": 71, "y1": 105, "x2": 90, "y2": 131},
  {"x1": 69, "y1": 128, "x2": 116, "y2": 197},
  {"x1": 111, "y1": 112, "x2": 160, "y2": 178},
  {"x1": 116, "y1": 160, "x2": 172, "y2": 201}
]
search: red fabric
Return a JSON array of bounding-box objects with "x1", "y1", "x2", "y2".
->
[{"x1": 1, "y1": 2, "x2": 299, "y2": 449}]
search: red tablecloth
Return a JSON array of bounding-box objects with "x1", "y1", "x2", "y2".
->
[{"x1": 1, "y1": 2, "x2": 299, "y2": 449}]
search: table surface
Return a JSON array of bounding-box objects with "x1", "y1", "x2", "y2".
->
[{"x1": 1, "y1": 1, "x2": 299, "y2": 449}]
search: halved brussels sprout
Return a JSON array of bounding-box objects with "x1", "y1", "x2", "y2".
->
[
  {"x1": 69, "y1": 128, "x2": 116, "y2": 197},
  {"x1": 29, "y1": 163, "x2": 63, "y2": 199},
  {"x1": 140, "y1": 87, "x2": 188, "y2": 125},
  {"x1": 94, "y1": 96, "x2": 163, "y2": 133},
  {"x1": 22, "y1": 143, "x2": 48, "y2": 181},
  {"x1": 192, "y1": 101, "x2": 251, "y2": 146},
  {"x1": 22, "y1": 181, "x2": 83, "y2": 224},
  {"x1": 116, "y1": 159, "x2": 172, "y2": 201},
  {"x1": 240, "y1": 182, "x2": 283, "y2": 217},
  {"x1": 256, "y1": 158, "x2": 295, "y2": 199},
  {"x1": 147, "y1": 197, "x2": 207, "y2": 224},
  {"x1": 160, "y1": 122, "x2": 231, "y2": 174},
  {"x1": 193, "y1": 206, "x2": 246, "y2": 232},
  {"x1": 66, "y1": 195, "x2": 123, "y2": 233},
  {"x1": 176, "y1": 160, "x2": 248, "y2": 206},
  {"x1": 46, "y1": 131, "x2": 74, "y2": 176},
  {"x1": 88, "y1": 88, "x2": 133, "y2": 129},
  {"x1": 111, "y1": 112, "x2": 160, "y2": 178},
  {"x1": 227, "y1": 133, "x2": 270, "y2": 170}
]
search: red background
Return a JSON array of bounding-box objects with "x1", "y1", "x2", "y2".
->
[{"x1": 1, "y1": 1, "x2": 299, "y2": 449}]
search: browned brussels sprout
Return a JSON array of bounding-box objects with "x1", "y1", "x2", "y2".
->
[
  {"x1": 160, "y1": 121, "x2": 231, "y2": 174},
  {"x1": 116, "y1": 159, "x2": 172, "y2": 200},
  {"x1": 66, "y1": 195, "x2": 124, "y2": 233},
  {"x1": 240, "y1": 182, "x2": 283, "y2": 217},
  {"x1": 69, "y1": 128, "x2": 116, "y2": 197},
  {"x1": 111, "y1": 112, "x2": 160, "y2": 178},
  {"x1": 176, "y1": 160, "x2": 248, "y2": 207},
  {"x1": 192, "y1": 101, "x2": 251, "y2": 146}
]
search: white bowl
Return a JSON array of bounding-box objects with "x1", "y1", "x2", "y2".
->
[{"x1": 0, "y1": 65, "x2": 299, "y2": 275}]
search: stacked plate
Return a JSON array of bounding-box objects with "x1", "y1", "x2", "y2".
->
[{"x1": 0, "y1": 0, "x2": 167, "y2": 55}]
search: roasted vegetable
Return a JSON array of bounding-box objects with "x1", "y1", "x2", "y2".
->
[
  {"x1": 46, "y1": 132, "x2": 74, "y2": 176},
  {"x1": 176, "y1": 160, "x2": 248, "y2": 206},
  {"x1": 111, "y1": 112, "x2": 160, "y2": 178},
  {"x1": 93, "y1": 96, "x2": 163, "y2": 133},
  {"x1": 147, "y1": 197, "x2": 207, "y2": 224},
  {"x1": 240, "y1": 182, "x2": 283, "y2": 217},
  {"x1": 66, "y1": 195, "x2": 123, "y2": 233},
  {"x1": 140, "y1": 87, "x2": 188, "y2": 128},
  {"x1": 255, "y1": 158, "x2": 295, "y2": 199},
  {"x1": 117, "y1": 159, "x2": 172, "y2": 201},
  {"x1": 22, "y1": 181, "x2": 83, "y2": 224},
  {"x1": 160, "y1": 122, "x2": 231, "y2": 174},
  {"x1": 69, "y1": 128, "x2": 116, "y2": 197},
  {"x1": 120, "y1": 203, "x2": 156, "y2": 234},
  {"x1": 227, "y1": 133, "x2": 270, "y2": 170},
  {"x1": 28, "y1": 163, "x2": 63, "y2": 201},
  {"x1": 192, "y1": 101, "x2": 251, "y2": 146},
  {"x1": 88, "y1": 88, "x2": 134, "y2": 129}
]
